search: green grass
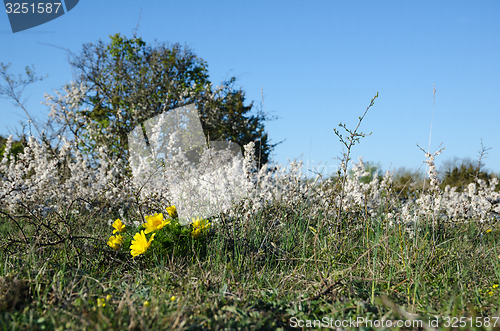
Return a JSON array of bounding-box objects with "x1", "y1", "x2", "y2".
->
[{"x1": 1, "y1": 199, "x2": 500, "y2": 330}]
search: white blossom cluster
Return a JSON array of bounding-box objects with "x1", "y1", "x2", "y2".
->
[
  {"x1": 2, "y1": 132, "x2": 500, "y2": 229},
  {"x1": 238, "y1": 151, "x2": 500, "y2": 230},
  {"x1": 2, "y1": 82, "x2": 500, "y2": 229},
  {"x1": 0, "y1": 135, "x2": 133, "y2": 214}
]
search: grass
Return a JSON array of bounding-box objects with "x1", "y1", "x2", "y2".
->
[{"x1": 1, "y1": 195, "x2": 499, "y2": 330}]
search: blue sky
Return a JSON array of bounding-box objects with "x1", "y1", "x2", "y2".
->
[{"x1": 1, "y1": 1, "x2": 499, "y2": 176}]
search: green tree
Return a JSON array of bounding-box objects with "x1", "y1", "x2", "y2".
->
[
  {"x1": 54, "y1": 33, "x2": 271, "y2": 166},
  {"x1": 440, "y1": 158, "x2": 495, "y2": 191},
  {"x1": 391, "y1": 167, "x2": 425, "y2": 198},
  {"x1": 0, "y1": 135, "x2": 24, "y2": 161}
]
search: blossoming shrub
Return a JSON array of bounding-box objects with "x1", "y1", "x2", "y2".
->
[{"x1": 0, "y1": 135, "x2": 134, "y2": 215}]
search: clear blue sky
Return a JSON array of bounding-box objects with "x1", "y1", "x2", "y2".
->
[{"x1": 1, "y1": 1, "x2": 499, "y2": 175}]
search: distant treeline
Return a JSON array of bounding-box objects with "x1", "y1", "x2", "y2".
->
[{"x1": 347, "y1": 160, "x2": 499, "y2": 198}]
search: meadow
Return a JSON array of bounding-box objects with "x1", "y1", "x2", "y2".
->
[{"x1": 1, "y1": 101, "x2": 500, "y2": 330}]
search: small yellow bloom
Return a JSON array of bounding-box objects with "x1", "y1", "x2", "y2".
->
[
  {"x1": 170, "y1": 296, "x2": 176, "y2": 301},
  {"x1": 488, "y1": 291, "x2": 494, "y2": 296},
  {"x1": 130, "y1": 230, "x2": 156, "y2": 257},
  {"x1": 166, "y1": 205, "x2": 178, "y2": 219},
  {"x1": 191, "y1": 217, "x2": 210, "y2": 239},
  {"x1": 107, "y1": 234, "x2": 124, "y2": 250},
  {"x1": 192, "y1": 217, "x2": 210, "y2": 229},
  {"x1": 486, "y1": 229, "x2": 492, "y2": 233},
  {"x1": 493, "y1": 284, "x2": 499, "y2": 289},
  {"x1": 112, "y1": 219, "x2": 126, "y2": 234},
  {"x1": 106, "y1": 294, "x2": 112, "y2": 301},
  {"x1": 191, "y1": 227, "x2": 202, "y2": 239},
  {"x1": 97, "y1": 298, "x2": 106, "y2": 307},
  {"x1": 143, "y1": 213, "x2": 171, "y2": 234},
  {"x1": 143, "y1": 301, "x2": 150, "y2": 307}
]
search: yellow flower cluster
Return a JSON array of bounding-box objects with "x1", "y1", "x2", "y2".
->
[
  {"x1": 487, "y1": 283, "x2": 499, "y2": 296},
  {"x1": 97, "y1": 298, "x2": 106, "y2": 308},
  {"x1": 106, "y1": 206, "x2": 179, "y2": 258},
  {"x1": 107, "y1": 219, "x2": 126, "y2": 250},
  {"x1": 96, "y1": 295, "x2": 112, "y2": 308},
  {"x1": 106, "y1": 206, "x2": 213, "y2": 256}
]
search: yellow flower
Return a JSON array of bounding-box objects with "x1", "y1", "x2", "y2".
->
[
  {"x1": 112, "y1": 219, "x2": 126, "y2": 234},
  {"x1": 107, "y1": 234, "x2": 124, "y2": 250},
  {"x1": 170, "y1": 296, "x2": 176, "y2": 301},
  {"x1": 143, "y1": 301, "x2": 150, "y2": 307},
  {"x1": 130, "y1": 230, "x2": 155, "y2": 257},
  {"x1": 191, "y1": 217, "x2": 210, "y2": 239},
  {"x1": 106, "y1": 294, "x2": 112, "y2": 301},
  {"x1": 143, "y1": 213, "x2": 171, "y2": 234},
  {"x1": 97, "y1": 298, "x2": 106, "y2": 307},
  {"x1": 488, "y1": 291, "x2": 494, "y2": 296},
  {"x1": 166, "y1": 205, "x2": 178, "y2": 219},
  {"x1": 493, "y1": 284, "x2": 499, "y2": 289},
  {"x1": 486, "y1": 229, "x2": 492, "y2": 233}
]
